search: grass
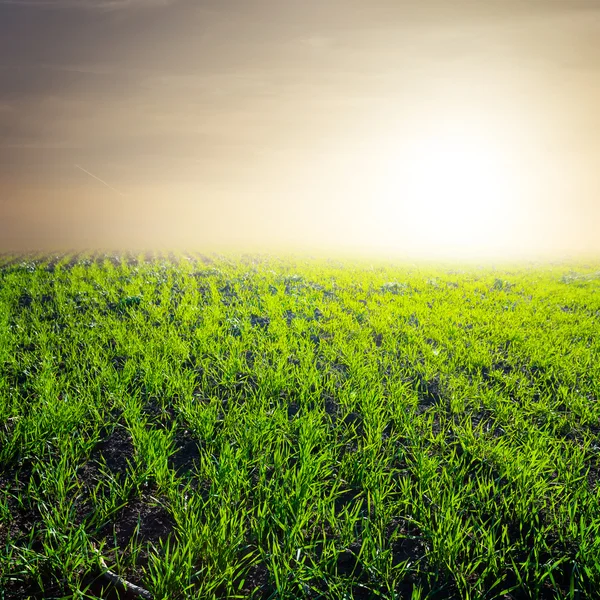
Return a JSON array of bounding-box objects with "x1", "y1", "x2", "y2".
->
[{"x1": 1, "y1": 251, "x2": 599, "y2": 599}]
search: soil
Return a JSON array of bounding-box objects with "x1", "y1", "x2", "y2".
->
[
  {"x1": 250, "y1": 314, "x2": 270, "y2": 329},
  {"x1": 168, "y1": 429, "x2": 201, "y2": 475},
  {"x1": 235, "y1": 562, "x2": 270, "y2": 597},
  {"x1": 93, "y1": 426, "x2": 135, "y2": 478},
  {"x1": 82, "y1": 497, "x2": 174, "y2": 600},
  {"x1": 63, "y1": 253, "x2": 83, "y2": 270},
  {"x1": 415, "y1": 375, "x2": 444, "y2": 413},
  {"x1": 100, "y1": 496, "x2": 174, "y2": 560},
  {"x1": 0, "y1": 466, "x2": 39, "y2": 549}
]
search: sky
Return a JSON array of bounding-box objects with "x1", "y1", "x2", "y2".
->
[{"x1": 1, "y1": 0, "x2": 600, "y2": 259}]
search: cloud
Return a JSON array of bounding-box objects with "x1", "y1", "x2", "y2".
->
[
  {"x1": 0, "y1": 140, "x2": 79, "y2": 149},
  {"x1": 0, "y1": 0, "x2": 174, "y2": 9},
  {"x1": 0, "y1": 62, "x2": 115, "y2": 74}
]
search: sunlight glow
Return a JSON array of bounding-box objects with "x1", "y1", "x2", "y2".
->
[{"x1": 375, "y1": 123, "x2": 519, "y2": 258}]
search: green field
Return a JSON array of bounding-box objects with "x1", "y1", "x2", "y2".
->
[{"x1": 1, "y1": 253, "x2": 599, "y2": 599}]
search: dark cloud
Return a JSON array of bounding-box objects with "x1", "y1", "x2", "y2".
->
[{"x1": 0, "y1": 0, "x2": 175, "y2": 9}]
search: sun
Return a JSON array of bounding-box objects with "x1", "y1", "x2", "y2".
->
[{"x1": 375, "y1": 123, "x2": 518, "y2": 258}]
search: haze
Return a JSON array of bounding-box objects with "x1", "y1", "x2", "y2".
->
[{"x1": 1, "y1": 0, "x2": 600, "y2": 260}]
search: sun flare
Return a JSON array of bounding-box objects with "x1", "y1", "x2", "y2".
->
[{"x1": 375, "y1": 123, "x2": 518, "y2": 257}]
